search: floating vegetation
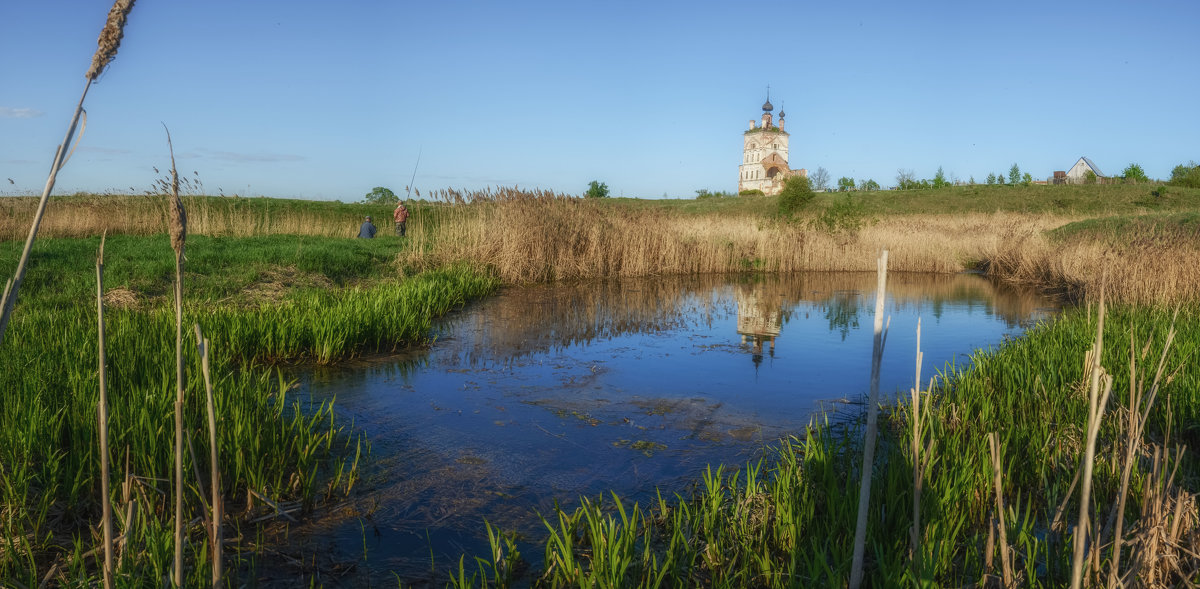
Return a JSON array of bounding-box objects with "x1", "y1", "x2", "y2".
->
[{"x1": 613, "y1": 439, "x2": 668, "y2": 457}]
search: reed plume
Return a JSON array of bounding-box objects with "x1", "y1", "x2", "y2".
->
[
  {"x1": 87, "y1": 0, "x2": 137, "y2": 81},
  {"x1": 0, "y1": 0, "x2": 138, "y2": 346}
]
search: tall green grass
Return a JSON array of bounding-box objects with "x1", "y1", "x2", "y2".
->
[{"x1": 0, "y1": 233, "x2": 498, "y2": 585}]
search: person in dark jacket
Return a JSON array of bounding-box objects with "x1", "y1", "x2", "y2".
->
[{"x1": 357, "y1": 216, "x2": 377, "y2": 238}]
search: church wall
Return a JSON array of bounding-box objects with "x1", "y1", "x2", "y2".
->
[{"x1": 738, "y1": 128, "x2": 791, "y2": 195}]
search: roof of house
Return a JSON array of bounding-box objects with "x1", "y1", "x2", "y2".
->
[{"x1": 1076, "y1": 157, "x2": 1105, "y2": 177}]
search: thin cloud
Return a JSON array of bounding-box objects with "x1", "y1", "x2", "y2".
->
[
  {"x1": 0, "y1": 107, "x2": 45, "y2": 119},
  {"x1": 178, "y1": 148, "x2": 306, "y2": 163},
  {"x1": 80, "y1": 146, "x2": 132, "y2": 155}
]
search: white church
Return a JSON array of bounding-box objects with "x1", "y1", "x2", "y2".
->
[{"x1": 738, "y1": 93, "x2": 806, "y2": 196}]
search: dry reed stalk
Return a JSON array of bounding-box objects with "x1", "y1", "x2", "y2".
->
[
  {"x1": 987, "y1": 432, "x2": 1014, "y2": 587},
  {"x1": 95, "y1": 234, "x2": 113, "y2": 589},
  {"x1": 0, "y1": 0, "x2": 137, "y2": 347},
  {"x1": 909, "y1": 319, "x2": 934, "y2": 578},
  {"x1": 849, "y1": 249, "x2": 889, "y2": 589},
  {"x1": 1069, "y1": 290, "x2": 1114, "y2": 589},
  {"x1": 1106, "y1": 316, "x2": 1179, "y2": 587},
  {"x1": 194, "y1": 324, "x2": 222, "y2": 588},
  {"x1": 117, "y1": 449, "x2": 134, "y2": 571},
  {"x1": 163, "y1": 127, "x2": 188, "y2": 587},
  {"x1": 1107, "y1": 329, "x2": 1143, "y2": 585}
]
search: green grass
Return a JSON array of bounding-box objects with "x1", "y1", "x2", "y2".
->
[
  {"x1": 595, "y1": 183, "x2": 1200, "y2": 218},
  {"x1": 1, "y1": 234, "x2": 404, "y2": 308},
  {"x1": 0, "y1": 233, "x2": 499, "y2": 585},
  {"x1": 1048, "y1": 211, "x2": 1200, "y2": 244}
]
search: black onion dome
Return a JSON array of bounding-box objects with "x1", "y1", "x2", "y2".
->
[
  {"x1": 779, "y1": 109, "x2": 786, "y2": 118},
  {"x1": 762, "y1": 99, "x2": 774, "y2": 112}
]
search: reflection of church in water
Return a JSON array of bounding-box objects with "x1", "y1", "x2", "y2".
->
[{"x1": 737, "y1": 288, "x2": 783, "y2": 367}]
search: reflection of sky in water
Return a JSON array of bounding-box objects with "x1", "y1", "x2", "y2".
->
[{"x1": 290, "y1": 272, "x2": 1060, "y2": 581}]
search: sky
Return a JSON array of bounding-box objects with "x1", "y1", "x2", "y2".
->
[{"x1": 1, "y1": 1, "x2": 1198, "y2": 200}]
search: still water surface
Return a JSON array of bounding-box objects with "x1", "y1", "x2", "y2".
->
[{"x1": 290, "y1": 271, "x2": 1058, "y2": 580}]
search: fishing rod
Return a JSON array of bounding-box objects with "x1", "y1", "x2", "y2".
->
[{"x1": 406, "y1": 147, "x2": 421, "y2": 200}]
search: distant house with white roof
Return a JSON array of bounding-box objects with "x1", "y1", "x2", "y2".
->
[{"x1": 1064, "y1": 157, "x2": 1106, "y2": 184}]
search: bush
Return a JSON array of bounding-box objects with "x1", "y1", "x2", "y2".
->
[
  {"x1": 1122, "y1": 163, "x2": 1149, "y2": 184},
  {"x1": 776, "y1": 176, "x2": 815, "y2": 217},
  {"x1": 738, "y1": 189, "x2": 765, "y2": 197},
  {"x1": 585, "y1": 180, "x2": 610, "y2": 198},
  {"x1": 695, "y1": 189, "x2": 734, "y2": 199},
  {"x1": 1169, "y1": 162, "x2": 1200, "y2": 188},
  {"x1": 812, "y1": 194, "x2": 868, "y2": 234}
]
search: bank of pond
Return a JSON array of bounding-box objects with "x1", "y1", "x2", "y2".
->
[{"x1": 0, "y1": 264, "x2": 1196, "y2": 587}]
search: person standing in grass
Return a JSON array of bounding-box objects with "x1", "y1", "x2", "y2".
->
[
  {"x1": 358, "y1": 216, "x2": 377, "y2": 238},
  {"x1": 393, "y1": 201, "x2": 409, "y2": 237}
]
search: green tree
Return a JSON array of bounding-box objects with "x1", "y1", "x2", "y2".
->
[
  {"x1": 1008, "y1": 163, "x2": 1021, "y2": 185},
  {"x1": 1084, "y1": 171, "x2": 1097, "y2": 185},
  {"x1": 837, "y1": 177, "x2": 856, "y2": 191},
  {"x1": 1169, "y1": 161, "x2": 1200, "y2": 188},
  {"x1": 969, "y1": 175, "x2": 976, "y2": 185},
  {"x1": 1122, "y1": 163, "x2": 1149, "y2": 183},
  {"x1": 996, "y1": 172, "x2": 1005, "y2": 185},
  {"x1": 1021, "y1": 172, "x2": 1033, "y2": 186},
  {"x1": 986, "y1": 173, "x2": 996, "y2": 185},
  {"x1": 932, "y1": 166, "x2": 949, "y2": 189},
  {"x1": 858, "y1": 178, "x2": 880, "y2": 191},
  {"x1": 362, "y1": 186, "x2": 398, "y2": 205},
  {"x1": 585, "y1": 180, "x2": 610, "y2": 198},
  {"x1": 777, "y1": 175, "x2": 815, "y2": 217}
]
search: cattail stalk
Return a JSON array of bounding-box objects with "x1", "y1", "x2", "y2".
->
[
  {"x1": 988, "y1": 432, "x2": 1014, "y2": 587},
  {"x1": 1106, "y1": 315, "x2": 1177, "y2": 587},
  {"x1": 165, "y1": 126, "x2": 188, "y2": 587},
  {"x1": 0, "y1": 0, "x2": 135, "y2": 347},
  {"x1": 1070, "y1": 290, "x2": 1113, "y2": 589},
  {"x1": 96, "y1": 234, "x2": 114, "y2": 589},
  {"x1": 909, "y1": 318, "x2": 925, "y2": 575},
  {"x1": 195, "y1": 324, "x2": 222, "y2": 587},
  {"x1": 850, "y1": 248, "x2": 889, "y2": 589}
]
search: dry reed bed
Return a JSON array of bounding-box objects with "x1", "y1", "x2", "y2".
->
[
  {"x1": 402, "y1": 196, "x2": 1200, "y2": 305},
  {"x1": 12, "y1": 192, "x2": 1195, "y2": 305},
  {"x1": 983, "y1": 229, "x2": 1200, "y2": 305},
  {"x1": 403, "y1": 198, "x2": 1062, "y2": 279},
  {"x1": 0, "y1": 195, "x2": 364, "y2": 240}
]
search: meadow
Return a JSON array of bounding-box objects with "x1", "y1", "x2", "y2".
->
[{"x1": 2, "y1": 182, "x2": 1199, "y2": 586}]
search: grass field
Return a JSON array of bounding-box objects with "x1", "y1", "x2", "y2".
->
[{"x1": 2, "y1": 183, "x2": 1198, "y2": 586}]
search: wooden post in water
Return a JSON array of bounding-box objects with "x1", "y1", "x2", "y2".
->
[{"x1": 850, "y1": 249, "x2": 889, "y2": 589}]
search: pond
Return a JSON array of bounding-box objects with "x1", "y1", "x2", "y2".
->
[{"x1": 281, "y1": 271, "x2": 1059, "y2": 582}]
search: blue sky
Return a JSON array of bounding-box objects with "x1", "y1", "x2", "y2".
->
[{"x1": 2, "y1": 1, "x2": 1197, "y2": 200}]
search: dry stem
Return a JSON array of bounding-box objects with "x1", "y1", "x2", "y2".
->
[{"x1": 849, "y1": 249, "x2": 889, "y2": 589}]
